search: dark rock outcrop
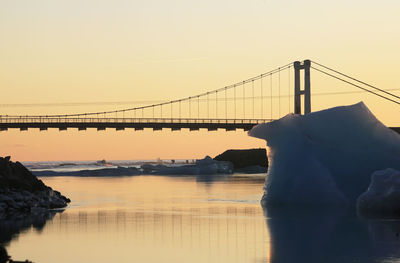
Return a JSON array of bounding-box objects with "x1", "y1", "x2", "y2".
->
[
  {"x1": 0, "y1": 156, "x2": 70, "y2": 219},
  {"x1": 0, "y1": 156, "x2": 47, "y2": 191},
  {"x1": 213, "y1": 148, "x2": 268, "y2": 172}
]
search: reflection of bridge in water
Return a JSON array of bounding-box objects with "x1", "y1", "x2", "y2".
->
[
  {"x1": 51, "y1": 207, "x2": 270, "y2": 262},
  {"x1": 1, "y1": 59, "x2": 399, "y2": 132}
]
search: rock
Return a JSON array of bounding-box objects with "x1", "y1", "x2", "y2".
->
[
  {"x1": 0, "y1": 195, "x2": 14, "y2": 204},
  {"x1": 0, "y1": 156, "x2": 47, "y2": 192},
  {"x1": 357, "y1": 168, "x2": 400, "y2": 218},
  {"x1": 0, "y1": 246, "x2": 9, "y2": 262},
  {"x1": 9, "y1": 191, "x2": 24, "y2": 202},
  {"x1": 0, "y1": 156, "x2": 70, "y2": 219},
  {"x1": 0, "y1": 202, "x2": 7, "y2": 210},
  {"x1": 213, "y1": 148, "x2": 268, "y2": 172}
]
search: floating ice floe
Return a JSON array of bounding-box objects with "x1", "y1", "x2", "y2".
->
[
  {"x1": 141, "y1": 156, "x2": 233, "y2": 175},
  {"x1": 249, "y1": 102, "x2": 400, "y2": 207},
  {"x1": 33, "y1": 167, "x2": 142, "y2": 177},
  {"x1": 34, "y1": 156, "x2": 233, "y2": 177},
  {"x1": 357, "y1": 168, "x2": 400, "y2": 217}
]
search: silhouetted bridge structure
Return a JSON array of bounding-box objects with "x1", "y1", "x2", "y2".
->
[
  {"x1": 1, "y1": 59, "x2": 399, "y2": 132},
  {"x1": 0, "y1": 117, "x2": 270, "y2": 131}
]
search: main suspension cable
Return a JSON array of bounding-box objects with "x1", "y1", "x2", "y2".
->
[
  {"x1": 311, "y1": 60, "x2": 400, "y2": 100},
  {"x1": 311, "y1": 66, "x2": 400, "y2": 105},
  {"x1": 2, "y1": 63, "x2": 292, "y2": 118}
]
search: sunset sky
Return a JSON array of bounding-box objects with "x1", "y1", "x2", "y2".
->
[{"x1": 1, "y1": 0, "x2": 399, "y2": 161}]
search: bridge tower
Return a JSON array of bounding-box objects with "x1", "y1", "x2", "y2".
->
[{"x1": 293, "y1": 59, "x2": 311, "y2": 114}]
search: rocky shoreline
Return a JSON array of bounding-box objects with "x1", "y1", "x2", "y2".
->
[{"x1": 0, "y1": 156, "x2": 70, "y2": 219}]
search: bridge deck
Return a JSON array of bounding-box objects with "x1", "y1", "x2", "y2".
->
[
  {"x1": 0, "y1": 118, "x2": 272, "y2": 131},
  {"x1": 1, "y1": 117, "x2": 399, "y2": 133}
]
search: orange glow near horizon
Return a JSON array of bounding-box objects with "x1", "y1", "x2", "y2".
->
[{"x1": 0, "y1": 129, "x2": 266, "y2": 162}]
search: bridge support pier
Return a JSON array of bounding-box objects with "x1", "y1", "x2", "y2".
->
[{"x1": 293, "y1": 60, "x2": 311, "y2": 114}]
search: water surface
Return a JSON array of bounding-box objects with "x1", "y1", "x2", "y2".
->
[{"x1": 4, "y1": 175, "x2": 400, "y2": 263}]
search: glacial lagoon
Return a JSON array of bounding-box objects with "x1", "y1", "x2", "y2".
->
[{"x1": 4, "y1": 174, "x2": 400, "y2": 263}]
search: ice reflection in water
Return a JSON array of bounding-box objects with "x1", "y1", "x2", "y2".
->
[
  {"x1": 4, "y1": 175, "x2": 400, "y2": 263},
  {"x1": 263, "y1": 206, "x2": 400, "y2": 263}
]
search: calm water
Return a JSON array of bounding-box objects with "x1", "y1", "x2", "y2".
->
[{"x1": 4, "y1": 175, "x2": 400, "y2": 263}]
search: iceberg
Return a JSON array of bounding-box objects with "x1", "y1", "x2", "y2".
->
[
  {"x1": 357, "y1": 168, "x2": 400, "y2": 217},
  {"x1": 249, "y1": 102, "x2": 400, "y2": 206},
  {"x1": 141, "y1": 156, "x2": 233, "y2": 175}
]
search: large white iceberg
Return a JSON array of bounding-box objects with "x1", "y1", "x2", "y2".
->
[{"x1": 249, "y1": 102, "x2": 400, "y2": 206}]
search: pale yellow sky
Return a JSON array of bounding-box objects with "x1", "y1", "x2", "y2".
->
[{"x1": 1, "y1": 0, "x2": 399, "y2": 161}]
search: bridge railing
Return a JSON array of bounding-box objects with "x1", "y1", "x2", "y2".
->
[{"x1": 0, "y1": 117, "x2": 274, "y2": 124}]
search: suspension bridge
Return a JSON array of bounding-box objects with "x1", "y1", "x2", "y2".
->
[{"x1": 1, "y1": 59, "x2": 399, "y2": 132}]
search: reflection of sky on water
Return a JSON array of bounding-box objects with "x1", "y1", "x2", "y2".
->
[
  {"x1": 3, "y1": 175, "x2": 400, "y2": 262},
  {"x1": 7, "y1": 207, "x2": 269, "y2": 262}
]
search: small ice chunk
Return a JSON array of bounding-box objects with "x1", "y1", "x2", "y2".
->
[
  {"x1": 357, "y1": 168, "x2": 400, "y2": 217},
  {"x1": 140, "y1": 156, "x2": 233, "y2": 175}
]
